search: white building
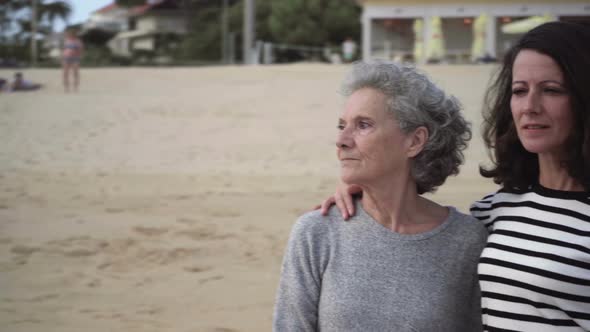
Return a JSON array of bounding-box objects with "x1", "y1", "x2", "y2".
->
[
  {"x1": 107, "y1": 0, "x2": 187, "y2": 58},
  {"x1": 83, "y1": 3, "x2": 129, "y2": 33},
  {"x1": 358, "y1": 0, "x2": 590, "y2": 63}
]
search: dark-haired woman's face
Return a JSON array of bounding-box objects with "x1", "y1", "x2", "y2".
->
[{"x1": 510, "y1": 50, "x2": 573, "y2": 159}]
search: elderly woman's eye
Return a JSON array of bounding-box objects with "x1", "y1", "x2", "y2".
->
[
  {"x1": 337, "y1": 124, "x2": 345, "y2": 130},
  {"x1": 358, "y1": 121, "x2": 371, "y2": 129}
]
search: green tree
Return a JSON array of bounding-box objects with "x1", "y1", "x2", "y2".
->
[
  {"x1": 0, "y1": 0, "x2": 71, "y2": 63},
  {"x1": 112, "y1": 0, "x2": 360, "y2": 62},
  {"x1": 175, "y1": 0, "x2": 270, "y2": 62},
  {"x1": 0, "y1": 0, "x2": 71, "y2": 36},
  {"x1": 41, "y1": 0, "x2": 72, "y2": 32},
  {"x1": 268, "y1": 0, "x2": 360, "y2": 46}
]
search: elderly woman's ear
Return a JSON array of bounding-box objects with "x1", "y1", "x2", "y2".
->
[{"x1": 406, "y1": 126, "x2": 429, "y2": 158}]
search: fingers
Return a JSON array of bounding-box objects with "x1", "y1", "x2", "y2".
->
[
  {"x1": 320, "y1": 197, "x2": 336, "y2": 216},
  {"x1": 343, "y1": 190, "x2": 355, "y2": 218},
  {"x1": 344, "y1": 185, "x2": 361, "y2": 217},
  {"x1": 334, "y1": 192, "x2": 350, "y2": 220}
]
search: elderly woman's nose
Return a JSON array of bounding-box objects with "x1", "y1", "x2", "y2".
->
[{"x1": 336, "y1": 127, "x2": 353, "y2": 148}]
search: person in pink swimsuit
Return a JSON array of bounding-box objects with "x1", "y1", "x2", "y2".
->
[{"x1": 62, "y1": 29, "x2": 83, "y2": 92}]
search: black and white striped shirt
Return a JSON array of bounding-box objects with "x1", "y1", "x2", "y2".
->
[{"x1": 471, "y1": 185, "x2": 590, "y2": 332}]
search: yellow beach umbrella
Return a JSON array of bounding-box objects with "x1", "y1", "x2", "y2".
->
[
  {"x1": 471, "y1": 13, "x2": 487, "y2": 62},
  {"x1": 501, "y1": 14, "x2": 555, "y2": 34},
  {"x1": 413, "y1": 18, "x2": 424, "y2": 63},
  {"x1": 427, "y1": 16, "x2": 445, "y2": 61}
]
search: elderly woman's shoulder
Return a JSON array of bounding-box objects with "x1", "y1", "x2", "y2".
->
[
  {"x1": 449, "y1": 207, "x2": 489, "y2": 240},
  {"x1": 298, "y1": 206, "x2": 345, "y2": 225},
  {"x1": 290, "y1": 206, "x2": 347, "y2": 235}
]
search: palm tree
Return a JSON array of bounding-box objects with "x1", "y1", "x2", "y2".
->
[
  {"x1": 40, "y1": 0, "x2": 72, "y2": 33},
  {"x1": 30, "y1": 0, "x2": 71, "y2": 65}
]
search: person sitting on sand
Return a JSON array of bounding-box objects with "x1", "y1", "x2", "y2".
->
[
  {"x1": 11, "y1": 72, "x2": 42, "y2": 92},
  {"x1": 0, "y1": 78, "x2": 8, "y2": 92}
]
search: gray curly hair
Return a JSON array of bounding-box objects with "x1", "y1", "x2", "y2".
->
[{"x1": 341, "y1": 60, "x2": 471, "y2": 194}]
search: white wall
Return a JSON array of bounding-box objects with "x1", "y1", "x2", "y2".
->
[
  {"x1": 362, "y1": 2, "x2": 590, "y2": 61},
  {"x1": 136, "y1": 13, "x2": 186, "y2": 34}
]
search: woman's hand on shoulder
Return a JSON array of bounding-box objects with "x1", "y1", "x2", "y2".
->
[{"x1": 319, "y1": 184, "x2": 362, "y2": 220}]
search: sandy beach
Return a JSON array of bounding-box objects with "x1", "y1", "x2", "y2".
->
[{"x1": 0, "y1": 64, "x2": 498, "y2": 331}]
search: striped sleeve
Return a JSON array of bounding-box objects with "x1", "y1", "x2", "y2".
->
[
  {"x1": 470, "y1": 192, "x2": 496, "y2": 231},
  {"x1": 475, "y1": 188, "x2": 590, "y2": 332}
]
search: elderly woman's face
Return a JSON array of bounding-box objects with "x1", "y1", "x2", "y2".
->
[
  {"x1": 337, "y1": 88, "x2": 414, "y2": 185},
  {"x1": 510, "y1": 49, "x2": 573, "y2": 159}
]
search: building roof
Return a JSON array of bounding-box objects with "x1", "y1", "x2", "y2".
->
[
  {"x1": 93, "y1": 0, "x2": 180, "y2": 17},
  {"x1": 130, "y1": 0, "x2": 181, "y2": 17},
  {"x1": 94, "y1": 3, "x2": 119, "y2": 14}
]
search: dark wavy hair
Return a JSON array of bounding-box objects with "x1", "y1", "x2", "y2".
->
[{"x1": 480, "y1": 21, "x2": 590, "y2": 190}]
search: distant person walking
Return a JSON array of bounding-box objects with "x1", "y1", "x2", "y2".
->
[
  {"x1": 342, "y1": 37, "x2": 357, "y2": 63},
  {"x1": 62, "y1": 28, "x2": 83, "y2": 93}
]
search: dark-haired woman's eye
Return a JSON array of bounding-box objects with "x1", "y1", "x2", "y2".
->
[
  {"x1": 512, "y1": 89, "x2": 526, "y2": 96},
  {"x1": 544, "y1": 88, "x2": 565, "y2": 95}
]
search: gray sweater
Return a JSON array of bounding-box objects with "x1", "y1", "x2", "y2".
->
[{"x1": 273, "y1": 201, "x2": 488, "y2": 331}]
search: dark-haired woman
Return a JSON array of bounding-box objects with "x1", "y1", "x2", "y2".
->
[{"x1": 320, "y1": 21, "x2": 590, "y2": 331}]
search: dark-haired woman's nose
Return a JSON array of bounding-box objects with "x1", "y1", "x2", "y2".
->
[{"x1": 522, "y1": 91, "x2": 541, "y2": 115}]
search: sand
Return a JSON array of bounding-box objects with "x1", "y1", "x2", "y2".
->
[{"x1": 0, "y1": 64, "x2": 499, "y2": 331}]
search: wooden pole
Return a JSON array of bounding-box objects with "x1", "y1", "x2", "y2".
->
[
  {"x1": 221, "y1": 0, "x2": 228, "y2": 63},
  {"x1": 242, "y1": 0, "x2": 255, "y2": 64},
  {"x1": 31, "y1": 0, "x2": 38, "y2": 66}
]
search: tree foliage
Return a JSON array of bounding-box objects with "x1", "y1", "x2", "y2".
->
[
  {"x1": 1, "y1": 0, "x2": 71, "y2": 63},
  {"x1": 0, "y1": 0, "x2": 71, "y2": 39},
  {"x1": 268, "y1": 0, "x2": 361, "y2": 46},
  {"x1": 174, "y1": 0, "x2": 270, "y2": 62},
  {"x1": 103, "y1": 0, "x2": 361, "y2": 62}
]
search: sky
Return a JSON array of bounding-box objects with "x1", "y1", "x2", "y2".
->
[{"x1": 55, "y1": 0, "x2": 113, "y2": 30}]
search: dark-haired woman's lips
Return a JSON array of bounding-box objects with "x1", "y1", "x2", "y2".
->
[{"x1": 522, "y1": 124, "x2": 550, "y2": 130}]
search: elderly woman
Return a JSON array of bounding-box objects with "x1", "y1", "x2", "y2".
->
[{"x1": 273, "y1": 61, "x2": 488, "y2": 331}]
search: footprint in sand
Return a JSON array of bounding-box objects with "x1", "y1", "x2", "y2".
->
[
  {"x1": 132, "y1": 226, "x2": 169, "y2": 237},
  {"x1": 3, "y1": 244, "x2": 41, "y2": 268},
  {"x1": 171, "y1": 194, "x2": 192, "y2": 200},
  {"x1": 176, "y1": 217, "x2": 198, "y2": 225},
  {"x1": 64, "y1": 248, "x2": 100, "y2": 257},
  {"x1": 136, "y1": 306, "x2": 163, "y2": 315},
  {"x1": 46, "y1": 236, "x2": 107, "y2": 258},
  {"x1": 105, "y1": 207, "x2": 126, "y2": 213},
  {"x1": 199, "y1": 275, "x2": 224, "y2": 284},
  {"x1": 87, "y1": 278, "x2": 101, "y2": 288},
  {"x1": 175, "y1": 226, "x2": 233, "y2": 241},
  {"x1": 29, "y1": 293, "x2": 60, "y2": 302},
  {"x1": 183, "y1": 265, "x2": 212, "y2": 273},
  {"x1": 10, "y1": 244, "x2": 40, "y2": 255}
]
